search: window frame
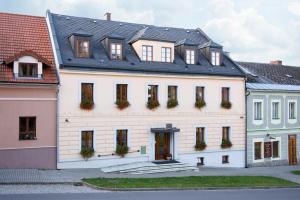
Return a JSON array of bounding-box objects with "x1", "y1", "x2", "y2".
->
[
  {"x1": 253, "y1": 99, "x2": 264, "y2": 125},
  {"x1": 253, "y1": 138, "x2": 264, "y2": 163},
  {"x1": 271, "y1": 100, "x2": 281, "y2": 124},
  {"x1": 115, "y1": 129, "x2": 129, "y2": 147},
  {"x1": 81, "y1": 82, "x2": 94, "y2": 104},
  {"x1": 116, "y1": 84, "x2": 128, "y2": 102},
  {"x1": 147, "y1": 85, "x2": 159, "y2": 102},
  {"x1": 186, "y1": 49, "x2": 195, "y2": 64},
  {"x1": 221, "y1": 87, "x2": 230, "y2": 102},
  {"x1": 76, "y1": 38, "x2": 90, "y2": 58},
  {"x1": 195, "y1": 86, "x2": 205, "y2": 102},
  {"x1": 195, "y1": 127, "x2": 205, "y2": 144},
  {"x1": 222, "y1": 155, "x2": 229, "y2": 164},
  {"x1": 211, "y1": 51, "x2": 220, "y2": 66},
  {"x1": 19, "y1": 116, "x2": 36, "y2": 140},
  {"x1": 18, "y1": 62, "x2": 38, "y2": 78},
  {"x1": 222, "y1": 127, "x2": 230, "y2": 141},
  {"x1": 288, "y1": 100, "x2": 297, "y2": 124},
  {"x1": 271, "y1": 137, "x2": 281, "y2": 160},
  {"x1": 142, "y1": 45, "x2": 153, "y2": 61},
  {"x1": 110, "y1": 43, "x2": 122, "y2": 60},
  {"x1": 161, "y1": 47, "x2": 172, "y2": 63},
  {"x1": 81, "y1": 130, "x2": 94, "y2": 150},
  {"x1": 168, "y1": 85, "x2": 178, "y2": 101}
]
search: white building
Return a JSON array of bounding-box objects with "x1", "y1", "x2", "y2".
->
[{"x1": 47, "y1": 11, "x2": 246, "y2": 169}]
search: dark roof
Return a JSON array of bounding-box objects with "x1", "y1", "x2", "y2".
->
[
  {"x1": 238, "y1": 61, "x2": 300, "y2": 85},
  {"x1": 48, "y1": 11, "x2": 244, "y2": 77},
  {"x1": 198, "y1": 40, "x2": 223, "y2": 49},
  {"x1": 0, "y1": 12, "x2": 58, "y2": 84},
  {"x1": 175, "y1": 38, "x2": 198, "y2": 46}
]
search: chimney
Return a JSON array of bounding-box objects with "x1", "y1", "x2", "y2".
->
[
  {"x1": 270, "y1": 60, "x2": 282, "y2": 65},
  {"x1": 104, "y1": 12, "x2": 111, "y2": 21}
]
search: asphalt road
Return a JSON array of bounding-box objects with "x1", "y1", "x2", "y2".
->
[{"x1": 0, "y1": 188, "x2": 299, "y2": 200}]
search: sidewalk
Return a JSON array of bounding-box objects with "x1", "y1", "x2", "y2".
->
[{"x1": 0, "y1": 165, "x2": 300, "y2": 184}]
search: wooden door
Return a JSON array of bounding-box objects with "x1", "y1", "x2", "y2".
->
[
  {"x1": 288, "y1": 135, "x2": 297, "y2": 165},
  {"x1": 155, "y1": 132, "x2": 170, "y2": 160}
]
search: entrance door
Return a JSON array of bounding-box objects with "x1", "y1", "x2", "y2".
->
[
  {"x1": 155, "y1": 132, "x2": 170, "y2": 160},
  {"x1": 288, "y1": 135, "x2": 297, "y2": 165}
]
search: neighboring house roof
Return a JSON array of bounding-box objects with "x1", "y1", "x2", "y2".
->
[
  {"x1": 247, "y1": 83, "x2": 300, "y2": 92},
  {"x1": 0, "y1": 12, "x2": 58, "y2": 84},
  {"x1": 48, "y1": 11, "x2": 244, "y2": 77},
  {"x1": 238, "y1": 61, "x2": 300, "y2": 86}
]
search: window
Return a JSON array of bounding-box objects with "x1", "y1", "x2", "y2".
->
[
  {"x1": 142, "y1": 45, "x2": 153, "y2": 61},
  {"x1": 19, "y1": 117, "x2": 36, "y2": 140},
  {"x1": 81, "y1": 83, "x2": 94, "y2": 103},
  {"x1": 221, "y1": 87, "x2": 230, "y2": 102},
  {"x1": 196, "y1": 127, "x2": 205, "y2": 143},
  {"x1": 81, "y1": 131, "x2": 93, "y2": 149},
  {"x1": 116, "y1": 129, "x2": 128, "y2": 146},
  {"x1": 222, "y1": 155, "x2": 229, "y2": 164},
  {"x1": 116, "y1": 84, "x2": 127, "y2": 102},
  {"x1": 211, "y1": 51, "x2": 220, "y2": 66},
  {"x1": 254, "y1": 101, "x2": 262, "y2": 120},
  {"x1": 272, "y1": 141, "x2": 279, "y2": 158},
  {"x1": 168, "y1": 86, "x2": 177, "y2": 101},
  {"x1": 161, "y1": 47, "x2": 171, "y2": 62},
  {"x1": 111, "y1": 43, "x2": 122, "y2": 60},
  {"x1": 272, "y1": 102, "x2": 280, "y2": 119},
  {"x1": 77, "y1": 39, "x2": 89, "y2": 58},
  {"x1": 197, "y1": 157, "x2": 204, "y2": 166},
  {"x1": 195, "y1": 86, "x2": 205, "y2": 101},
  {"x1": 186, "y1": 49, "x2": 195, "y2": 64},
  {"x1": 148, "y1": 85, "x2": 158, "y2": 101},
  {"x1": 254, "y1": 142, "x2": 262, "y2": 160},
  {"x1": 18, "y1": 63, "x2": 38, "y2": 77},
  {"x1": 289, "y1": 102, "x2": 296, "y2": 119},
  {"x1": 222, "y1": 127, "x2": 230, "y2": 141}
]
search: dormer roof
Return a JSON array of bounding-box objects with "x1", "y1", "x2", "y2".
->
[
  {"x1": 71, "y1": 28, "x2": 93, "y2": 37},
  {"x1": 175, "y1": 38, "x2": 198, "y2": 46},
  {"x1": 4, "y1": 50, "x2": 52, "y2": 66},
  {"x1": 101, "y1": 32, "x2": 125, "y2": 41},
  {"x1": 198, "y1": 40, "x2": 223, "y2": 49}
]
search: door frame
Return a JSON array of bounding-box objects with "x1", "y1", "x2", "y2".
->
[
  {"x1": 288, "y1": 134, "x2": 297, "y2": 165},
  {"x1": 155, "y1": 132, "x2": 171, "y2": 160}
]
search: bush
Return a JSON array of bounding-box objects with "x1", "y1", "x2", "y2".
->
[
  {"x1": 116, "y1": 145, "x2": 129, "y2": 157},
  {"x1": 167, "y1": 99, "x2": 178, "y2": 109},
  {"x1": 221, "y1": 139, "x2": 232, "y2": 149},
  {"x1": 80, "y1": 147, "x2": 95, "y2": 160},
  {"x1": 194, "y1": 141, "x2": 207, "y2": 151},
  {"x1": 115, "y1": 99, "x2": 130, "y2": 110},
  {"x1": 80, "y1": 99, "x2": 94, "y2": 110},
  {"x1": 195, "y1": 99, "x2": 206, "y2": 109},
  {"x1": 147, "y1": 99, "x2": 160, "y2": 110},
  {"x1": 221, "y1": 101, "x2": 232, "y2": 109}
]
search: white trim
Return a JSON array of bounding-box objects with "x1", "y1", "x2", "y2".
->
[
  {"x1": 60, "y1": 69, "x2": 245, "y2": 81},
  {"x1": 287, "y1": 99, "x2": 297, "y2": 124},
  {"x1": 253, "y1": 99, "x2": 264, "y2": 125},
  {"x1": 271, "y1": 99, "x2": 281, "y2": 125},
  {"x1": 271, "y1": 137, "x2": 281, "y2": 161},
  {"x1": 0, "y1": 146, "x2": 56, "y2": 150},
  {"x1": 252, "y1": 138, "x2": 264, "y2": 163},
  {"x1": 0, "y1": 98, "x2": 57, "y2": 101}
]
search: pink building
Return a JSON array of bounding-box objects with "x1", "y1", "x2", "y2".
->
[{"x1": 0, "y1": 13, "x2": 58, "y2": 169}]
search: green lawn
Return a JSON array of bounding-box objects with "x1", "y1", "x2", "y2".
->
[
  {"x1": 83, "y1": 176, "x2": 298, "y2": 189},
  {"x1": 291, "y1": 170, "x2": 300, "y2": 175}
]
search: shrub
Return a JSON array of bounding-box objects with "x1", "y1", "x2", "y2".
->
[
  {"x1": 195, "y1": 99, "x2": 206, "y2": 109},
  {"x1": 80, "y1": 99, "x2": 94, "y2": 110},
  {"x1": 115, "y1": 145, "x2": 129, "y2": 157},
  {"x1": 80, "y1": 147, "x2": 95, "y2": 160},
  {"x1": 147, "y1": 99, "x2": 160, "y2": 110},
  {"x1": 167, "y1": 99, "x2": 178, "y2": 109},
  {"x1": 115, "y1": 99, "x2": 130, "y2": 110},
  {"x1": 221, "y1": 101, "x2": 232, "y2": 109},
  {"x1": 194, "y1": 141, "x2": 207, "y2": 151},
  {"x1": 221, "y1": 139, "x2": 232, "y2": 149}
]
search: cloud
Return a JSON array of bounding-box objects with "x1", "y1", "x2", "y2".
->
[
  {"x1": 203, "y1": 0, "x2": 298, "y2": 65},
  {"x1": 288, "y1": 1, "x2": 300, "y2": 17}
]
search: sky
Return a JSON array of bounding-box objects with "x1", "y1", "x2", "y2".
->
[{"x1": 0, "y1": 0, "x2": 300, "y2": 66}]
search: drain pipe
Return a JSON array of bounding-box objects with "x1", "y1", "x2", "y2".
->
[{"x1": 245, "y1": 82, "x2": 250, "y2": 168}]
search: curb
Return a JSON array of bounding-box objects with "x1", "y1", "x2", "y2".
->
[
  {"x1": 0, "y1": 182, "x2": 82, "y2": 185},
  {"x1": 82, "y1": 182, "x2": 300, "y2": 191}
]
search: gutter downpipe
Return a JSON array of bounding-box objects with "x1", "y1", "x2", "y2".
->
[{"x1": 245, "y1": 81, "x2": 251, "y2": 168}]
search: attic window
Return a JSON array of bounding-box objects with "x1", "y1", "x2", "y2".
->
[
  {"x1": 286, "y1": 74, "x2": 293, "y2": 78},
  {"x1": 76, "y1": 39, "x2": 90, "y2": 58},
  {"x1": 111, "y1": 43, "x2": 122, "y2": 60},
  {"x1": 18, "y1": 63, "x2": 38, "y2": 77},
  {"x1": 186, "y1": 49, "x2": 195, "y2": 64},
  {"x1": 211, "y1": 51, "x2": 220, "y2": 66}
]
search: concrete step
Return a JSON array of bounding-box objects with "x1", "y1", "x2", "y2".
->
[
  {"x1": 101, "y1": 162, "x2": 156, "y2": 173},
  {"x1": 119, "y1": 164, "x2": 198, "y2": 173}
]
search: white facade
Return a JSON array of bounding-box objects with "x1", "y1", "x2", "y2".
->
[{"x1": 57, "y1": 69, "x2": 246, "y2": 169}]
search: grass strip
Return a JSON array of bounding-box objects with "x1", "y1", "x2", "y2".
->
[{"x1": 291, "y1": 170, "x2": 300, "y2": 175}]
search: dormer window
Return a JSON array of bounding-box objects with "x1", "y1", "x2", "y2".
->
[
  {"x1": 161, "y1": 47, "x2": 171, "y2": 62},
  {"x1": 142, "y1": 45, "x2": 153, "y2": 61},
  {"x1": 76, "y1": 39, "x2": 90, "y2": 58},
  {"x1": 211, "y1": 51, "x2": 220, "y2": 66},
  {"x1": 186, "y1": 49, "x2": 195, "y2": 64},
  {"x1": 111, "y1": 43, "x2": 122, "y2": 60},
  {"x1": 18, "y1": 63, "x2": 38, "y2": 77}
]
